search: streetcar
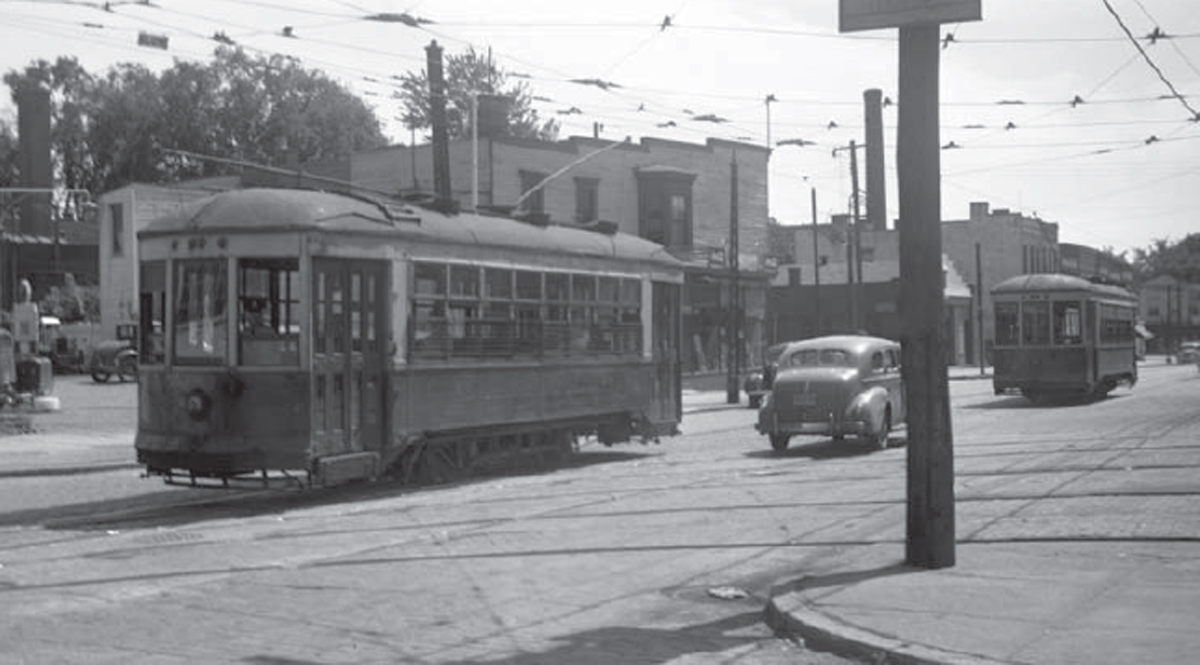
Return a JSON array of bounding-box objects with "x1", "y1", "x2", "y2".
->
[
  {"x1": 134, "y1": 188, "x2": 683, "y2": 487},
  {"x1": 991, "y1": 273, "x2": 1138, "y2": 402}
]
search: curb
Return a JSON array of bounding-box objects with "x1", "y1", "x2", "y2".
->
[{"x1": 764, "y1": 594, "x2": 1013, "y2": 665}]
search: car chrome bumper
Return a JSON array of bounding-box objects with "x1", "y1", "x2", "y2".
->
[{"x1": 756, "y1": 413, "x2": 867, "y2": 437}]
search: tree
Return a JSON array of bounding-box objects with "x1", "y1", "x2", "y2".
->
[
  {"x1": 1131, "y1": 234, "x2": 1200, "y2": 283},
  {"x1": 395, "y1": 45, "x2": 558, "y2": 141},
  {"x1": 4, "y1": 48, "x2": 390, "y2": 194},
  {"x1": 0, "y1": 119, "x2": 18, "y2": 187}
]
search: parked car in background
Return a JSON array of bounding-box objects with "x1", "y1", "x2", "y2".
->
[
  {"x1": 89, "y1": 339, "x2": 138, "y2": 383},
  {"x1": 743, "y1": 342, "x2": 789, "y2": 409},
  {"x1": 1177, "y1": 341, "x2": 1200, "y2": 366},
  {"x1": 755, "y1": 335, "x2": 905, "y2": 453}
]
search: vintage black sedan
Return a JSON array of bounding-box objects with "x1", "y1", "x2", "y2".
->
[{"x1": 755, "y1": 335, "x2": 904, "y2": 452}]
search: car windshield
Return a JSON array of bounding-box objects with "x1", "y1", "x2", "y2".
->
[{"x1": 784, "y1": 347, "x2": 854, "y2": 368}]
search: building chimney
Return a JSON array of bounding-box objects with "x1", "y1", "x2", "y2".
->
[
  {"x1": 863, "y1": 89, "x2": 887, "y2": 231},
  {"x1": 18, "y1": 84, "x2": 52, "y2": 236},
  {"x1": 476, "y1": 94, "x2": 510, "y2": 139},
  {"x1": 425, "y1": 40, "x2": 452, "y2": 204},
  {"x1": 969, "y1": 201, "x2": 989, "y2": 223}
]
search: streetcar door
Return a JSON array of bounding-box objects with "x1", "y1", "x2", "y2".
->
[
  {"x1": 651, "y1": 281, "x2": 681, "y2": 427},
  {"x1": 312, "y1": 258, "x2": 389, "y2": 457}
]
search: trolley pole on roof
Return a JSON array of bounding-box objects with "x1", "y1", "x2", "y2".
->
[{"x1": 840, "y1": 0, "x2": 981, "y2": 570}]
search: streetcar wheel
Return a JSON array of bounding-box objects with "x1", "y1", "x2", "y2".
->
[{"x1": 769, "y1": 434, "x2": 790, "y2": 453}]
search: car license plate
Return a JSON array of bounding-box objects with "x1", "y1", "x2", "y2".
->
[{"x1": 792, "y1": 393, "x2": 816, "y2": 406}]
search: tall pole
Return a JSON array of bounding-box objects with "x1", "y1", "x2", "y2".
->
[
  {"x1": 726, "y1": 153, "x2": 741, "y2": 404},
  {"x1": 471, "y1": 93, "x2": 479, "y2": 211},
  {"x1": 976, "y1": 243, "x2": 985, "y2": 375},
  {"x1": 811, "y1": 187, "x2": 821, "y2": 335},
  {"x1": 863, "y1": 88, "x2": 887, "y2": 231},
  {"x1": 849, "y1": 140, "x2": 863, "y2": 332},
  {"x1": 425, "y1": 40, "x2": 452, "y2": 204},
  {"x1": 898, "y1": 23, "x2": 955, "y2": 569}
]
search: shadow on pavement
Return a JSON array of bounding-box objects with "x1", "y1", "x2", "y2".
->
[
  {"x1": 965, "y1": 392, "x2": 1128, "y2": 410},
  {"x1": 2, "y1": 450, "x2": 651, "y2": 532},
  {"x1": 744, "y1": 439, "x2": 882, "y2": 461},
  {"x1": 770, "y1": 561, "x2": 913, "y2": 597},
  {"x1": 432, "y1": 610, "x2": 781, "y2": 665}
]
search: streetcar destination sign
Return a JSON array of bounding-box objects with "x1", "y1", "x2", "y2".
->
[{"x1": 839, "y1": 0, "x2": 981, "y2": 32}]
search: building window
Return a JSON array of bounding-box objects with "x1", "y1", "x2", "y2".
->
[
  {"x1": 574, "y1": 177, "x2": 599, "y2": 223},
  {"x1": 110, "y1": 203, "x2": 124, "y2": 256},
  {"x1": 636, "y1": 168, "x2": 695, "y2": 248},
  {"x1": 519, "y1": 170, "x2": 546, "y2": 214}
]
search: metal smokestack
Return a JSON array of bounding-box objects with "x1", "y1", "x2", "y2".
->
[
  {"x1": 863, "y1": 88, "x2": 887, "y2": 231},
  {"x1": 425, "y1": 40, "x2": 452, "y2": 204}
]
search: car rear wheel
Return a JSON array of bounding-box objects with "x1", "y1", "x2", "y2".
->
[
  {"x1": 866, "y1": 410, "x2": 891, "y2": 450},
  {"x1": 117, "y1": 354, "x2": 138, "y2": 382},
  {"x1": 769, "y1": 434, "x2": 790, "y2": 453}
]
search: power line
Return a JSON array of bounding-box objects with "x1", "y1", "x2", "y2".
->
[{"x1": 1100, "y1": 0, "x2": 1200, "y2": 121}]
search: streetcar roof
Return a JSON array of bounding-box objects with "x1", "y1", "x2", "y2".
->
[
  {"x1": 991, "y1": 273, "x2": 1135, "y2": 300},
  {"x1": 139, "y1": 188, "x2": 684, "y2": 269}
]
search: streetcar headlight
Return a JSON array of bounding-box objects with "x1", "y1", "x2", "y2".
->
[{"x1": 185, "y1": 388, "x2": 213, "y2": 421}]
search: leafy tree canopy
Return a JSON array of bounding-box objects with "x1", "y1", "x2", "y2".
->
[
  {"x1": 2, "y1": 47, "x2": 388, "y2": 195},
  {"x1": 395, "y1": 45, "x2": 558, "y2": 142},
  {"x1": 1130, "y1": 233, "x2": 1200, "y2": 283}
]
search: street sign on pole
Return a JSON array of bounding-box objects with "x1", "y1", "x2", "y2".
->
[{"x1": 839, "y1": 0, "x2": 980, "y2": 33}]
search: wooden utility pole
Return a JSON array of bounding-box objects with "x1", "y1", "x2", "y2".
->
[
  {"x1": 811, "y1": 187, "x2": 821, "y2": 335},
  {"x1": 840, "y1": 0, "x2": 978, "y2": 573},
  {"x1": 849, "y1": 140, "x2": 863, "y2": 331},
  {"x1": 898, "y1": 23, "x2": 956, "y2": 569},
  {"x1": 725, "y1": 154, "x2": 741, "y2": 404}
]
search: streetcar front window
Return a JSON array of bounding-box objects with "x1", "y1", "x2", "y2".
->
[
  {"x1": 174, "y1": 259, "x2": 228, "y2": 365},
  {"x1": 238, "y1": 259, "x2": 300, "y2": 366},
  {"x1": 995, "y1": 302, "x2": 1019, "y2": 346},
  {"x1": 1020, "y1": 301, "x2": 1050, "y2": 346}
]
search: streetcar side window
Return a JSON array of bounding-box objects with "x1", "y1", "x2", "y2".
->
[
  {"x1": 994, "y1": 302, "x2": 1019, "y2": 346},
  {"x1": 407, "y1": 260, "x2": 643, "y2": 361},
  {"x1": 174, "y1": 259, "x2": 228, "y2": 365},
  {"x1": 139, "y1": 261, "x2": 166, "y2": 364},
  {"x1": 1099, "y1": 304, "x2": 1134, "y2": 344},
  {"x1": 1053, "y1": 301, "x2": 1082, "y2": 346},
  {"x1": 1020, "y1": 301, "x2": 1049, "y2": 345},
  {"x1": 238, "y1": 259, "x2": 300, "y2": 366}
]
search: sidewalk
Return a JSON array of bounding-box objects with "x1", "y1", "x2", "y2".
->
[
  {"x1": 0, "y1": 429, "x2": 137, "y2": 478},
  {"x1": 765, "y1": 539, "x2": 1200, "y2": 665}
]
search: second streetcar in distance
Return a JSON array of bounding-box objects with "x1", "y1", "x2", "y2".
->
[{"x1": 991, "y1": 273, "x2": 1138, "y2": 403}]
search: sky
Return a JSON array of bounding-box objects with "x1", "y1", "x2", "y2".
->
[{"x1": 1, "y1": 0, "x2": 1197, "y2": 257}]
